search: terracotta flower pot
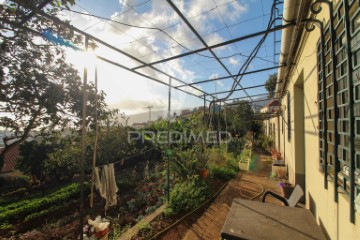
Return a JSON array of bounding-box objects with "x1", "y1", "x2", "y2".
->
[
  {"x1": 94, "y1": 227, "x2": 109, "y2": 239},
  {"x1": 199, "y1": 169, "x2": 209, "y2": 179}
]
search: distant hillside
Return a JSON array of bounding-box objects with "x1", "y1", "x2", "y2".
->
[{"x1": 123, "y1": 109, "x2": 184, "y2": 126}]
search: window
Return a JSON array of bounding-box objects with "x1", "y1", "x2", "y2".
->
[{"x1": 317, "y1": 0, "x2": 360, "y2": 222}]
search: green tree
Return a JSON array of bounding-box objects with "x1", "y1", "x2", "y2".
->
[
  {"x1": 265, "y1": 73, "x2": 277, "y2": 98},
  {"x1": 17, "y1": 139, "x2": 58, "y2": 181},
  {"x1": 0, "y1": 0, "x2": 112, "y2": 170},
  {"x1": 227, "y1": 101, "x2": 255, "y2": 137}
]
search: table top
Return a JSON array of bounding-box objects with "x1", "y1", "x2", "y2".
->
[{"x1": 221, "y1": 198, "x2": 326, "y2": 240}]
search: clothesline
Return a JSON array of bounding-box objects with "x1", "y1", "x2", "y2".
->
[{"x1": 95, "y1": 147, "x2": 157, "y2": 168}]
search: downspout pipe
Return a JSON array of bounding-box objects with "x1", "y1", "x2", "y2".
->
[{"x1": 275, "y1": 0, "x2": 302, "y2": 98}]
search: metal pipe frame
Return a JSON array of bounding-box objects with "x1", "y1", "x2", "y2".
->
[
  {"x1": 343, "y1": 0, "x2": 355, "y2": 224},
  {"x1": 10, "y1": 0, "x2": 216, "y2": 100},
  {"x1": 223, "y1": 92, "x2": 281, "y2": 103},
  {"x1": 176, "y1": 65, "x2": 285, "y2": 89},
  {"x1": 166, "y1": 0, "x2": 253, "y2": 102},
  {"x1": 1, "y1": 14, "x2": 212, "y2": 103},
  {"x1": 132, "y1": 22, "x2": 296, "y2": 71},
  {"x1": 225, "y1": 97, "x2": 280, "y2": 106},
  {"x1": 205, "y1": 82, "x2": 282, "y2": 96},
  {"x1": 8, "y1": 0, "x2": 292, "y2": 105}
]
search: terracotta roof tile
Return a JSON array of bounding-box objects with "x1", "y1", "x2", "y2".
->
[{"x1": 0, "y1": 145, "x2": 20, "y2": 173}]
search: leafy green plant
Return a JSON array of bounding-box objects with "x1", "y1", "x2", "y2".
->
[
  {"x1": 110, "y1": 223, "x2": 130, "y2": 240},
  {"x1": 0, "y1": 222, "x2": 13, "y2": 230},
  {"x1": 163, "y1": 207, "x2": 175, "y2": 217},
  {"x1": 171, "y1": 149, "x2": 198, "y2": 180},
  {"x1": 135, "y1": 215, "x2": 145, "y2": 222},
  {"x1": 171, "y1": 145, "x2": 210, "y2": 180},
  {"x1": 208, "y1": 147, "x2": 227, "y2": 166},
  {"x1": 0, "y1": 183, "x2": 81, "y2": 223},
  {"x1": 209, "y1": 165, "x2": 236, "y2": 181},
  {"x1": 145, "y1": 205, "x2": 157, "y2": 215},
  {"x1": 226, "y1": 155, "x2": 240, "y2": 171},
  {"x1": 227, "y1": 137, "x2": 245, "y2": 156},
  {"x1": 24, "y1": 200, "x2": 74, "y2": 222},
  {"x1": 126, "y1": 199, "x2": 136, "y2": 212},
  {"x1": 168, "y1": 180, "x2": 210, "y2": 213},
  {"x1": 259, "y1": 134, "x2": 274, "y2": 152},
  {"x1": 239, "y1": 148, "x2": 251, "y2": 163},
  {"x1": 144, "y1": 160, "x2": 151, "y2": 181},
  {"x1": 137, "y1": 222, "x2": 153, "y2": 238}
]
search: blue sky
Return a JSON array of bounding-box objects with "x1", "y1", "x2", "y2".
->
[{"x1": 61, "y1": 0, "x2": 282, "y2": 115}]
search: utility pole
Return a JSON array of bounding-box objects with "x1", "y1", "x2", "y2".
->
[{"x1": 145, "y1": 105, "x2": 153, "y2": 122}]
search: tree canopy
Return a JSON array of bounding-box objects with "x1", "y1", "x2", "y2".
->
[
  {"x1": 0, "y1": 0, "x2": 111, "y2": 169},
  {"x1": 265, "y1": 73, "x2": 277, "y2": 98}
]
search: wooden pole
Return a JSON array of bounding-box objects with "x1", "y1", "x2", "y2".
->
[
  {"x1": 79, "y1": 36, "x2": 88, "y2": 240},
  {"x1": 167, "y1": 77, "x2": 171, "y2": 201},
  {"x1": 90, "y1": 62, "x2": 98, "y2": 208}
]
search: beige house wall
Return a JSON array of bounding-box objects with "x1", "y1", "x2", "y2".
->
[{"x1": 266, "y1": 3, "x2": 360, "y2": 239}]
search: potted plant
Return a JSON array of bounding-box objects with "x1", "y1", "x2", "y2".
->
[
  {"x1": 278, "y1": 181, "x2": 293, "y2": 198},
  {"x1": 195, "y1": 144, "x2": 210, "y2": 179}
]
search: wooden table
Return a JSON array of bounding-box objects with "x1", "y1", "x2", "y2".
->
[{"x1": 221, "y1": 198, "x2": 326, "y2": 240}]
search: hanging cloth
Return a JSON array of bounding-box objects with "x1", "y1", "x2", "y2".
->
[
  {"x1": 105, "y1": 163, "x2": 118, "y2": 208},
  {"x1": 94, "y1": 166, "x2": 106, "y2": 199},
  {"x1": 94, "y1": 164, "x2": 118, "y2": 209}
]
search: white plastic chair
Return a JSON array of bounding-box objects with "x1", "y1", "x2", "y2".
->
[{"x1": 262, "y1": 184, "x2": 304, "y2": 207}]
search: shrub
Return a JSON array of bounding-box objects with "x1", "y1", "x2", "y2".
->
[
  {"x1": 163, "y1": 207, "x2": 175, "y2": 217},
  {"x1": 259, "y1": 134, "x2": 274, "y2": 151},
  {"x1": 227, "y1": 137, "x2": 245, "y2": 156},
  {"x1": 239, "y1": 148, "x2": 251, "y2": 163},
  {"x1": 137, "y1": 222, "x2": 153, "y2": 238},
  {"x1": 168, "y1": 181, "x2": 210, "y2": 213},
  {"x1": 210, "y1": 165, "x2": 236, "y2": 181},
  {"x1": 226, "y1": 156, "x2": 239, "y2": 171},
  {"x1": 0, "y1": 174, "x2": 31, "y2": 194},
  {"x1": 208, "y1": 147, "x2": 227, "y2": 166}
]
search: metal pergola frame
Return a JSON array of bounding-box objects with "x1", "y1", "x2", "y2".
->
[{"x1": 9, "y1": 0, "x2": 290, "y2": 106}]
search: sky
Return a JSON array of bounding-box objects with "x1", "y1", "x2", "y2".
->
[{"x1": 59, "y1": 0, "x2": 283, "y2": 116}]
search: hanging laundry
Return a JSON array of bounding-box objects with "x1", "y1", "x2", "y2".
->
[
  {"x1": 94, "y1": 164, "x2": 118, "y2": 209},
  {"x1": 105, "y1": 163, "x2": 118, "y2": 208},
  {"x1": 94, "y1": 166, "x2": 106, "y2": 199}
]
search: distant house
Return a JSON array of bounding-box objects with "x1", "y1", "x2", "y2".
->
[
  {"x1": 132, "y1": 122, "x2": 148, "y2": 129},
  {"x1": 180, "y1": 109, "x2": 192, "y2": 116},
  {"x1": 0, "y1": 145, "x2": 20, "y2": 173},
  {"x1": 260, "y1": 99, "x2": 281, "y2": 113},
  {"x1": 261, "y1": 100, "x2": 281, "y2": 139}
]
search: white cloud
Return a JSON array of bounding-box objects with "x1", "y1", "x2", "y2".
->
[
  {"x1": 209, "y1": 73, "x2": 219, "y2": 79},
  {"x1": 217, "y1": 81, "x2": 224, "y2": 87},
  {"x1": 229, "y1": 57, "x2": 239, "y2": 65},
  {"x1": 63, "y1": 0, "x2": 248, "y2": 113}
]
